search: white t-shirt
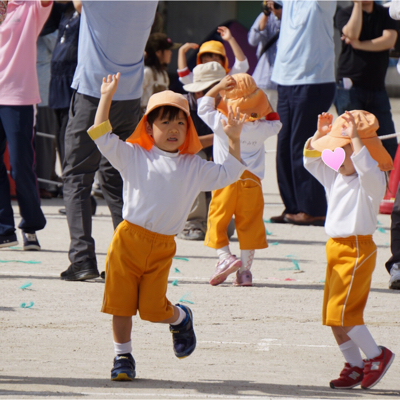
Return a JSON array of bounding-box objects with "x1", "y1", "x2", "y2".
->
[
  {"x1": 304, "y1": 143, "x2": 386, "y2": 238},
  {"x1": 198, "y1": 96, "x2": 282, "y2": 180},
  {"x1": 94, "y1": 131, "x2": 246, "y2": 235}
]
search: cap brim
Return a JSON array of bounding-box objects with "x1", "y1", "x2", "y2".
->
[
  {"x1": 170, "y1": 43, "x2": 182, "y2": 50},
  {"x1": 311, "y1": 134, "x2": 350, "y2": 153},
  {"x1": 183, "y1": 77, "x2": 222, "y2": 93}
]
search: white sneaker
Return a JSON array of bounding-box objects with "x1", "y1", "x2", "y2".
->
[{"x1": 389, "y1": 264, "x2": 400, "y2": 290}]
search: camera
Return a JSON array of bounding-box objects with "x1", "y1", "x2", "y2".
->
[{"x1": 262, "y1": 1, "x2": 271, "y2": 16}]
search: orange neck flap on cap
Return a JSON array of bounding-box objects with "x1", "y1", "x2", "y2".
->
[
  {"x1": 217, "y1": 73, "x2": 274, "y2": 122},
  {"x1": 126, "y1": 90, "x2": 202, "y2": 155}
]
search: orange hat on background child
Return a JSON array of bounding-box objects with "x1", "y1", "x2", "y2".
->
[
  {"x1": 126, "y1": 91, "x2": 202, "y2": 155},
  {"x1": 196, "y1": 41, "x2": 229, "y2": 73},
  {"x1": 311, "y1": 110, "x2": 393, "y2": 171},
  {"x1": 217, "y1": 73, "x2": 277, "y2": 122}
]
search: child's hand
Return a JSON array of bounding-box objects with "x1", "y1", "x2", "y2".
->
[
  {"x1": 317, "y1": 112, "x2": 333, "y2": 135},
  {"x1": 101, "y1": 73, "x2": 120, "y2": 98},
  {"x1": 179, "y1": 42, "x2": 199, "y2": 54},
  {"x1": 217, "y1": 26, "x2": 232, "y2": 41},
  {"x1": 221, "y1": 106, "x2": 246, "y2": 142},
  {"x1": 341, "y1": 111, "x2": 359, "y2": 139},
  {"x1": 218, "y1": 75, "x2": 236, "y2": 92}
]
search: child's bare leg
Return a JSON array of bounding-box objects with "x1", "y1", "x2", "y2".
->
[
  {"x1": 331, "y1": 325, "x2": 354, "y2": 345},
  {"x1": 156, "y1": 305, "x2": 181, "y2": 324},
  {"x1": 113, "y1": 315, "x2": 132, "y2": 344}
]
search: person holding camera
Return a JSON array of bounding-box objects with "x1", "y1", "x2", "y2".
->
[{"x1": 248, "y1": 1, "x2": 282, "y2": 110}]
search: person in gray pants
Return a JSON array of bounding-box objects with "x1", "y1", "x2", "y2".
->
[{"x1": 60, "y1": 1, "x2": 158, "y2": 281}]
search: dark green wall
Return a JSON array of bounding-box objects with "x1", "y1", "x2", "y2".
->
[{"x1": 236, "y1": 1, "x2": 262, "y2": 30}]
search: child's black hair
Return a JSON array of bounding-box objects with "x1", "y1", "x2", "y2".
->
[
  {"x1": 144, "y1": 50, "x2": 166, "y2": 73},
  {"x1": 147, "y1": 106, "x2": 188, "y2": 127},
  {"x1": 200, "y1": 52, "x2": 225, "y2": 64}
]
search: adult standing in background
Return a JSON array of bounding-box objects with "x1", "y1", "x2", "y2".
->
[
  {"x1": 60, "y1": 1, "x2": 158, "y2": 281},
  {"x1": 335, "y1": 0, "x2": 398, "y2": 161},
  {"x1": 248, "y1": 1, "x2": 282, "y2": 110},
  {"x1": 0, "y1": 0, "x2": 52, "y2": 250},
  {"x1": 270, "y1": 0, "x2": 337, "y2": 226}
]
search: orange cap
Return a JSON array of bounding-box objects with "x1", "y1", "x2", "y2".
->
[
  {"x1": 312, "y1": 110, "x2": 393, "y2": 171},
  {"x1": 217, "y1": 73, "x2": 274, "y2": 122},
  {"x1": 126, "y1": 91, "x2": 202, "y2": 155},
  {"x1": 196, "y1": 40, "x2": 229, "y2": 73}
]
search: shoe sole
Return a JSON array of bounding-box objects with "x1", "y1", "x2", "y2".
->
[
  {"x1": 0, "y1": 240, "x2": 18, "y2": 249},
  {"x1": 209, "y1": 260, "x2": 242, "y2": 286},
  {"x1": 23, "y1": 245, "x2": 41, "y2": 251},
  {"x1": 60, "y1": 270, "x2": 100, "y2": 281},
  {"x1": 233, "y1": 281, "x2": 253, "y2": 287},
  {"x1": 389, "y1": 280, "x2": 400, "y2": 290},
  {"x1": 361, "y1": 353, "x2": 395, "y2": 389},
  {"x1": 284, "y1": 217, "x2": 325, "y2": 226},
  {"x1": 329, "y1": 381, "x2": 362, "y2": 389},
  {"x1": 111, "y1": 371, "x2": 136, "y2": 381}
]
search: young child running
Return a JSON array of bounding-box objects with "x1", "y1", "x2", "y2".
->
[
  {"x1": 178, "y1": 26, "x2": 249, "y2": 85},
  {"x1": 87, "y1": 72, "x2": 247, "y2": 381},
  {"x1": 304, "y1": 110, "x2": 395, "y2": 390},
  {"x1": 198, "y1": 73, "x2": 282, "y2": 286}
]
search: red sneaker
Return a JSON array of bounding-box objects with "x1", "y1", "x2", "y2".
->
[
  {"x1": 329, "y1": 363, "x2": 364, "y2": 389},
  {"x1": 361, "y1": 346, "x2": 395, "y2": 389}
]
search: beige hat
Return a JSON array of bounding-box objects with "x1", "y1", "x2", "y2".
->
[{"x1": 183, "y1": 62, "x2": 226, "y2": 93}]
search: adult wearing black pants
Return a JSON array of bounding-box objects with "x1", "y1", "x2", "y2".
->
[
  {"x1": 60, "y1": 1, "x2": 158, "y2": 281},
  {"x1": 335, "y1": 1, "x2": 398, "y2": 161},
  {"x1": 270, "y1": 0, "x2": 337, "y2": 226}
]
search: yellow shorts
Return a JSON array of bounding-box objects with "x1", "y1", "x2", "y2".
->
[
  {"x1": 101, "y1": 220, "x2": 176, "y2": 321},
  {"x1": 205, "y1": 170, "x2": 268, "y2": 250},
  {"x1": 323, "y1": 235, "x2": 376, "y2": 327}
]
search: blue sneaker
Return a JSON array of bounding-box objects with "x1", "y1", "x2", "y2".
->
[
  {"x1": 111, "y1": 353, "x2": 136, "y2": 381},
  {"x1": 0, "y1": 233, "x2": 18, "y2": 248},
  {"x1": 169, "y1": 304, "x2": 196, "y2": 359},
  {"x1": 22, "y1": 232, "x2": 41, "y2": 251}
]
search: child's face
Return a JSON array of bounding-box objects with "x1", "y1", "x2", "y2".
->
[
  {"x1": 201, "y1": 53, "x2": 224, "y2": 66},
  {"x1": 145, "y1": 109, "x2": 188, "y2": 153},
  {"x1": 338, "y1": 143, "x2": 356, "y2": 176},
  {"x1": 157, "y1": 49, "x2": 172, "y2": 65}
]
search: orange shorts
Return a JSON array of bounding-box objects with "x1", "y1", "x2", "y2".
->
[
  {"x1": 101, "y1": 220, "x2": 176, "y2": 321},
  {"x1": 205, "y1": 170, "x2": 268, "y2": 250},
  {"x1": 323, "y1": 235, "x2": 376, "y2": 327}
]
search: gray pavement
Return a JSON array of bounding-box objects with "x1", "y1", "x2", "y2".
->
[{"x1": 1, "y1": 101, "x2": 400, "y2": 399}]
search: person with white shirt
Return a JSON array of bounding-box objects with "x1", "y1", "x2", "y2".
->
[
  {"x1": 87, "y1": 73, "x2": 247, "y2": 380},
  {"x1": 198, "y1": 73, "x2": 282, "y2": 287},
  {"x1": 304, "y1": 110, "x2": 394, "y2": 390}
]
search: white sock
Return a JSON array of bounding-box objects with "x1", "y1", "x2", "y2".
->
[
  {"x1": 114, "y1": 340, "x2": 132, "y2": 355},
  {"x1": 170, "y1": 306, "x2": 187, "y2": 326},
  {"x1": 339, "y1": 340, "x2": 364, "y2": 368},
  {"x1": 347, "y1": 325, "x2": 381, "y2": 360},
  {"x1": 239, "y1": 249, "x2": 255, "y2": 273},
  {"x1": 216, "y1": 246, "x2": 231, "y2": 262}
]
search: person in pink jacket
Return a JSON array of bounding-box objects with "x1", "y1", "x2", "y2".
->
[{"x1": 0, "y1": 0, "x2": 52, "y2": 250}]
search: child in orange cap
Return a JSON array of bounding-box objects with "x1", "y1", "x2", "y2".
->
[
  {"x1": 198, "y1": 73, "x2": 282, "y2": 286},
  {"x1": 178, "y1": 26, "x2": 249, "y2": 85},
  {"x1": 304, "y1": 110, "x2": 395, "y2": 390},
  {"x1": 88, "y1": 73, "x2": 247, "y2": 381}
]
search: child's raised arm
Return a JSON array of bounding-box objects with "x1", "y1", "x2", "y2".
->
[
  {"x1": 341, "y1": 111, "x2": 363, "y2": 155},
  {"x1": 177, "y1": 42, "x2": 199, "y2": 71},
  {"x1": 217, "y1": 26, "x2": 246, "y2": 62},
  {"x1": 205, "y1": 75, "x2": 236, "y2": 98},
  {"x1": 310, "y1": 112, "x2": 333, "y2": 149},
  {"x1": 221, "y1": 105, "x2": 246, "y2": 162},
  {"x1": 94, "y1": 72, "x2": 121, "y2": 128}
]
